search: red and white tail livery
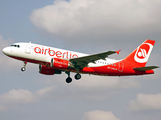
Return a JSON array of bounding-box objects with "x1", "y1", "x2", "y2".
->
[
  {"x1": 123, "y1": 40, "x2": 155, "y2": 67},
  {"x1": 2, "y1": 39, "x2": 159, "y2": 83}
]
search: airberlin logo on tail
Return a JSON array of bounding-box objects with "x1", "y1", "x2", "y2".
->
[
  {"x1": 134, "y1": 43, "x2": 153, "y2": 63},
  {"x1": 138, "y1": 49, "x2": 147, "y2": 58}
]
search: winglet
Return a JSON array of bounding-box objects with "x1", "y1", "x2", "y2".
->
[{"x1": 116, "y1": 50, "x2": 121, "y2": 54}]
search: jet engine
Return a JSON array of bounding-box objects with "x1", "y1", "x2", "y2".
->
[
  {"x1": 50, "y1": 58, "x2": 71, "y2": 69},
  {"x1": 39, "y1": 65, "x2": 61, "y2": 75}
]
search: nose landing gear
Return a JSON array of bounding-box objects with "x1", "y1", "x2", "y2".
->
[
  {"x1": 21, "y1": 61, "x2": 27, "y2": 72},
  {"x1": 21, "y1": 67, "x2": 26, "y2": 71}
]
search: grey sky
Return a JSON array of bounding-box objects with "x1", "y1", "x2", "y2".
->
[{"x1": 0, "y1": 0, "x2": 161, "y2": 120}]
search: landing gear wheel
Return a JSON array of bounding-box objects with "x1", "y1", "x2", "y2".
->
[
  {"x1": 21, "y1": 67, "x2": 26, "y2": 71},
  {"x1": 75, "y1": 73, "x2": 81, "y2": 80},
  {"x1": 66, "y1": 77, "x2": 72, "y2": 83}
]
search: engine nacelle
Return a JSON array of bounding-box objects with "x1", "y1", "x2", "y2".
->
[
  {"x1": 50, "y1": 58, "x2": 70, "y2": 69},
  {"x1": 39, "y1": 65, "x2": 61, "y2": 75}
]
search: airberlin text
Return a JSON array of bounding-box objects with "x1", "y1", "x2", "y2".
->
[{"x1": 34, "y1": 47, "x2": 78, "y2": 59}]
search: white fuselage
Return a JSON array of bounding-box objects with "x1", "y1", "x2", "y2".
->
[{"x1": 3, "y1": 42, "x2": 119, "y2": 67}]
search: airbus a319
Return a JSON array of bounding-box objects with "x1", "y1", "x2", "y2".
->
[{"x1": 2, "y1": 39, "x2": 159, "y2": 83}]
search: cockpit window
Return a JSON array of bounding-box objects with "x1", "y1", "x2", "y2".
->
[{"x1": 10, "y1": 45, "x2": 20, "y2": 48}]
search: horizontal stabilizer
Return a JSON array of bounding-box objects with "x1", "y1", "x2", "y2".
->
[{"x1": 133, "y1": 66, "x2": 159, "y2": 71}]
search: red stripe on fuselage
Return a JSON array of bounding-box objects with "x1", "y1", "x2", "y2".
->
[{"x1": 8, "y1": 55, "x2": 154, "y2": 76}]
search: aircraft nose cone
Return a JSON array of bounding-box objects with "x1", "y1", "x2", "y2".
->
[{"x1": 2, "y1": 47, "x2": 10, "y2": 55}]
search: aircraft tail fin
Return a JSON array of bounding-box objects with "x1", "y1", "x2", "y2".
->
[{"x1": 123, "y1": 39, "x2": 155, "y2": 67}]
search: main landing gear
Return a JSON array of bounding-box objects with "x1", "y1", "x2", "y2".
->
[
  {"x1": 21, "y1": 61, "x2": 27, "y2": 72},
  {"x1": 65, "y1": 72, "x2": 81, "y2": 83},
  {"x1": 75, "y1": 73, "x2": 81, "y2": 80},
  {"x1": 65, "y1": 71, "x2": 72, "y2": 83}
]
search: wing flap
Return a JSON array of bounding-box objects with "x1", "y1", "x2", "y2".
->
[{"x1": 133, "y1": 66, "x2": 159, "y2": 71}]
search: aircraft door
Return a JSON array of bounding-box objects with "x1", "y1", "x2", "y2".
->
[
  {"x1": 118, "y1": 62, "x2": 124, "y2": 72},
  {"x1": 25, "y1": 42, "x2": 31, "y2": 54}
]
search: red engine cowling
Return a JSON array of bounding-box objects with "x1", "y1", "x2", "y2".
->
[
  {"x1": 50, "y1": 58, "x2": 69, "y2": 69},
  {"x1": 39, "y1": 65, "x2": 61, "y2": 75}
]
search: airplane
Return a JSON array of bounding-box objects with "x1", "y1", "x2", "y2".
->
[{"x1": 2, "y1": 39, "x2": 159, "y2": 83}]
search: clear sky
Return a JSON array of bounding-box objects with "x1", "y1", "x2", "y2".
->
[{"x1": 0, "y1": 0, "x2": 161, "y2": 120}]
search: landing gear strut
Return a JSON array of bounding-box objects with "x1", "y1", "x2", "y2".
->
[
  {"x1": 65, "y1": 71, "x2": 72, "y2": 83},
  {"x1": 21, "y1": 61, "x2": 27, "y2": 72}
]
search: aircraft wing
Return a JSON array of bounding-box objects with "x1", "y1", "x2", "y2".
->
[
  {"x1": 133, "y1": 66, "x2": 159, "y2": 71},
  {"x1": 70, "y1": 50, "x2": 120, "y2": 68}
]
